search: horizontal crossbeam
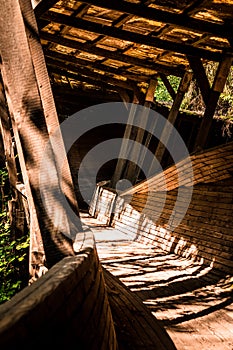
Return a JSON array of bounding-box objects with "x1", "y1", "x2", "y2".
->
[{"x1": 41, "y1": 11, "x2": 223, "y2": 61}]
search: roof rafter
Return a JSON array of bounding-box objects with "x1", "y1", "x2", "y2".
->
[
  {"x1": 52, "y1": 84, "x2": 121, "y2": 101},
  {"x1": 33, "y1": 0, "x2": 59, "y2": 17},
  {"x1": 41, "y1": 11, "x2": 224, "y2": 61},
  {"x1": 80, "y1": 0, "x2": 233, "y2": 40},
  {"x1": 48, "y1": 64, "x2": 137, "y2": 91},
  {"x1": 44, "y1": 51, "x2": 151, "y2": 82},
  {"x1": 40, "y1": 31, "x2": 185, "y2": 76}
]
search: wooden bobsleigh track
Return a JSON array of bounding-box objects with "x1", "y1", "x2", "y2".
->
[
  {"x1": 82, "y1": 213, "x2": 233, "y2": 350},
  {"x1": 1, "y1": 141, "x2": 232, "y2": 349},
  {"x1": 0, "y1": 0, "x2": 233, "y2": 349},
  {"x1": 83, "y1": 141, "x2": 233, "y2": 350}
]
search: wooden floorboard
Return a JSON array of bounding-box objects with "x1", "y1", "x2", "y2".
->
[
  {"x1": 103, "y1": 266, "x2": 177, "y2": 350},
  {"x1": 81, "y1": 212, "x2": 233, "y2": 350}
]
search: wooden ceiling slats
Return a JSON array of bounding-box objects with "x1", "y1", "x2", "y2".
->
[
  {"x1": 34, "y1": 0, "x2": 59, "y2": 17},
  {"x1": 45, "y1": 52, "x2": 152, "y2": 82},
  {"x1": 32, "y1": 0, "x2": 233, "y2": 105},
  {"x1": 40, "y1": 31, "x2": 185, "y2": 76},
  {"x1": 48, "y1": 65, "x2": 137, "y2": 91},
  {"x1": 79, "y1": 0, "x2": 233, "y2": 39},
  {"x1": 41, "y1": 11, "x2": 223, "y2": 61}
]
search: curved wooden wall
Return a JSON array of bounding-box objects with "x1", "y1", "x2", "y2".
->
[
  {"x1": 91, "y1": 141, "x2": 233, "y2": 274},
  {"x1": 0, "y1": 231, "x2": 117, "y2": 350}
]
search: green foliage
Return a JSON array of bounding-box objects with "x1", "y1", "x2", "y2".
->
[
  {"x1": 0, "y1": 168, "x2": 8, "y2": 186},
  {"x1": 156, "y1": 75, "x2": 181, "y2": 104},
  {"x1": 217, "y1": 66, "x2": 233, "y2": 120},
  {"x1": 155, "y1": 65, "x2": 233, "y2": 121},
  {"x1": 0, "y1": 212, "x2": 29, "y2": 303},
  {"x1": 0, "y1": 167, "x2": 29, "y2": 304}
]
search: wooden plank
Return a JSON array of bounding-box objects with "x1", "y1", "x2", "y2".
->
[
  {"x1": 0, "y1": 78, "x2": 37, "y2": 271},
  {"x1": 187, "y1": 56, "x2": 210, "y2": 105},
  {"x1": 0, "y1": 0, "x2": 79, "y2": 268},
  {"x1": 40, "y1": 31, "x2": 185, "y2": 77},
  {"x1": 159, "y1": 73, "x2": 176, "y2": 100},
  {"x1": 84, "y1": 211, "x2": 232, "y2": 350},
  {"x1": 45, "y1": 52, "x2": 151, "y2": 82},
  {"x1": 0, "y1": 77, "x2": 18, "y2": 190},
  {"x1": 124, "y1": 81, "x2": 157, "y2": 184},
  {"x1": 111, "y1": 102, "x2": 138, "y2": 188},
  {"x1": 103, "y1": 267, "x2": 177, "y2": 350},
  {"x1": 77, "y1": 0, "x2": 233, "y2": 39},
  {"x1": 194, "y1": 54, "x2": 233, "y2": 151},
  {"x1": 41, "y1": 11, "x2": 223, "y2": 61},
  {"x1": 48, "y1": 65, "x2": 134, "y2": 92},
  {"x1": 152, "y1": 70, "x2": 193, "y2": 167},
  {"x1": 21, "y1": 0, "x2": 81, "y2": 219},
  {"x1": 92, "y1": 181, "x2": 233, "y2": 271},
  {"x1": 33, "y1": 0, "x2": 59, "y2": 17},
  {"x1": 122, "y1": 141, "x2": 233, "y2": 195},
  {"x1": 52, "y1": 85, "x2": 121, "y2": 103},
  {"x1": 0, "y1": 77, "x2": 46, "y2": 279}
]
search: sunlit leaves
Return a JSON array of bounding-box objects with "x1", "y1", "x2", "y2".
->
[{"x1": 0, "y1": 168, "x2": 29, "y2": 304}]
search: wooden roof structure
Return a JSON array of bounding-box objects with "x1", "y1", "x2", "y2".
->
[
  {"x1": 0, "y1": 0, "x2": 232, "y2": 268},
  {"x1": 32, "y1": 0, "x2": 233, "y2": 108},
  {"x1": 0, "y1": 2, "x2": 233, "y2": 348}
]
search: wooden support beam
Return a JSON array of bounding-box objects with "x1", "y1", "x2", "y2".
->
[
  {"x1": 0, "y1": 73, "x2": 46, "y2": 278},
  {"x1": 0, "y1": 0, "x2": 81, "y2": 269},
  {"x1": 187, "y1": 56, "x2": 210, "y2": 105},
  {"x1": 71, "y1": 0, "x2": 233, "y2": 40},
  {"x1": 0, "y1": 75, "x2": 46, "y2": 278},
  {"x1": 23, "y1": 0, "x2": 81, "y2": 228},
  {"x1": 111, "y1": 102, "x2": 138, "y2": 189},
  {"x1": 123, "y1": 79, "x2": 158, "y2": 185},
  {"x1": 153, "y1": 70, "x2": 193, "y2": 169},
  {"x1": 110, "y1": 81, "x2": 150, "y2": 189},
  {"x1": 159, "y1": 73, "x2": 176, "y2": 101},
  {"x1": 194, "y1": 54, "x2": 233, "y2": 151},
  {"x1": 41, "y1": 11, "x2": 223, "y2": 61},
  {"x1": 0, "y1": 76, "x2": 18, "y2": 191},
  {"x1": 40, "y1": 32, "x2": 185, "y2": 77},
  {"x1": 183, "y1": 0, "x2": 212, "y2": 16},
  {"x1": 47, "y1": 64, "x2": 135, "y2": 92},
  {"x1": 44, "y1": 51, "x2": 151, "y2": 82},
  {"x1": 0, "y1": 132, "x2": 5, "y2": 167},
  {"x1": 50, "y1": 71, "x2": 120, "y2": 97},
  {"x1": 52, "y1": 85, "x2": 121, "y2": 102},
  {"x1": 33, "y1": 0, "x2": 59, "y2": 17},
  {"x1": 118, "y1": 89, "x2": 131, "y2": 107}
]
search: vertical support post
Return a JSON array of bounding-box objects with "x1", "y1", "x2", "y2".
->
[
  {"x1": 0, "y1": 0, "x2": 81, "y2": 269},
  {"x1": 187, "y1": 56, "x2": 210, "y2": 105},
  {"x1": 124, "y1": 78, "x2": 158, "y2": 184},
  {"x1": 20, "y1": 0, "x2": 80, "y2": 217},
  {"x1": 0, "y1": 75, "x2": 46, "y2": 280},
  {"x1": 111, "y1": 102, "x2": 138, "y2": 188},
  {"x1": 159, "y1": 73, "x2": 176, "y2": 100},
  {"x1": 194, "y1": 54, "x2": 233, "y2": 151},
  {"x1": 0, "y1": 77, "x2": 18, "y2": 191},
  {"x1": 153, "y1": 70, "x2": 193, "y2": 167}
]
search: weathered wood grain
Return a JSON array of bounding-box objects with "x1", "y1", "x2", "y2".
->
[{"x1": 0, "y1": 231, "x2": 117, "y2": 350}]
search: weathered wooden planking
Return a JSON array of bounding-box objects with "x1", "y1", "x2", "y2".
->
[
  {"x1": 103, "y1": 267, "x2": 177, "y2": 350},
  {"x1": 0, "y1": 231, "x2": 117, "y2": 350},
  {"x1": 93, "y1": 183, "x2": 233, "y2": 273},
  {"x1": 122, "y1": 141, "x2": 233, "y2": 195},
  {"x1": 0, "y1": 0, "x2": 79, "y2": 267},
  {"x1": 83, "y1": 217, "x2": 233, "y2": 350}
]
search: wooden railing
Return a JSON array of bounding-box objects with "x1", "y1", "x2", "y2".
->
[{"x1": 0, "y1": 230, "x2": 117, "y2": 350}]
